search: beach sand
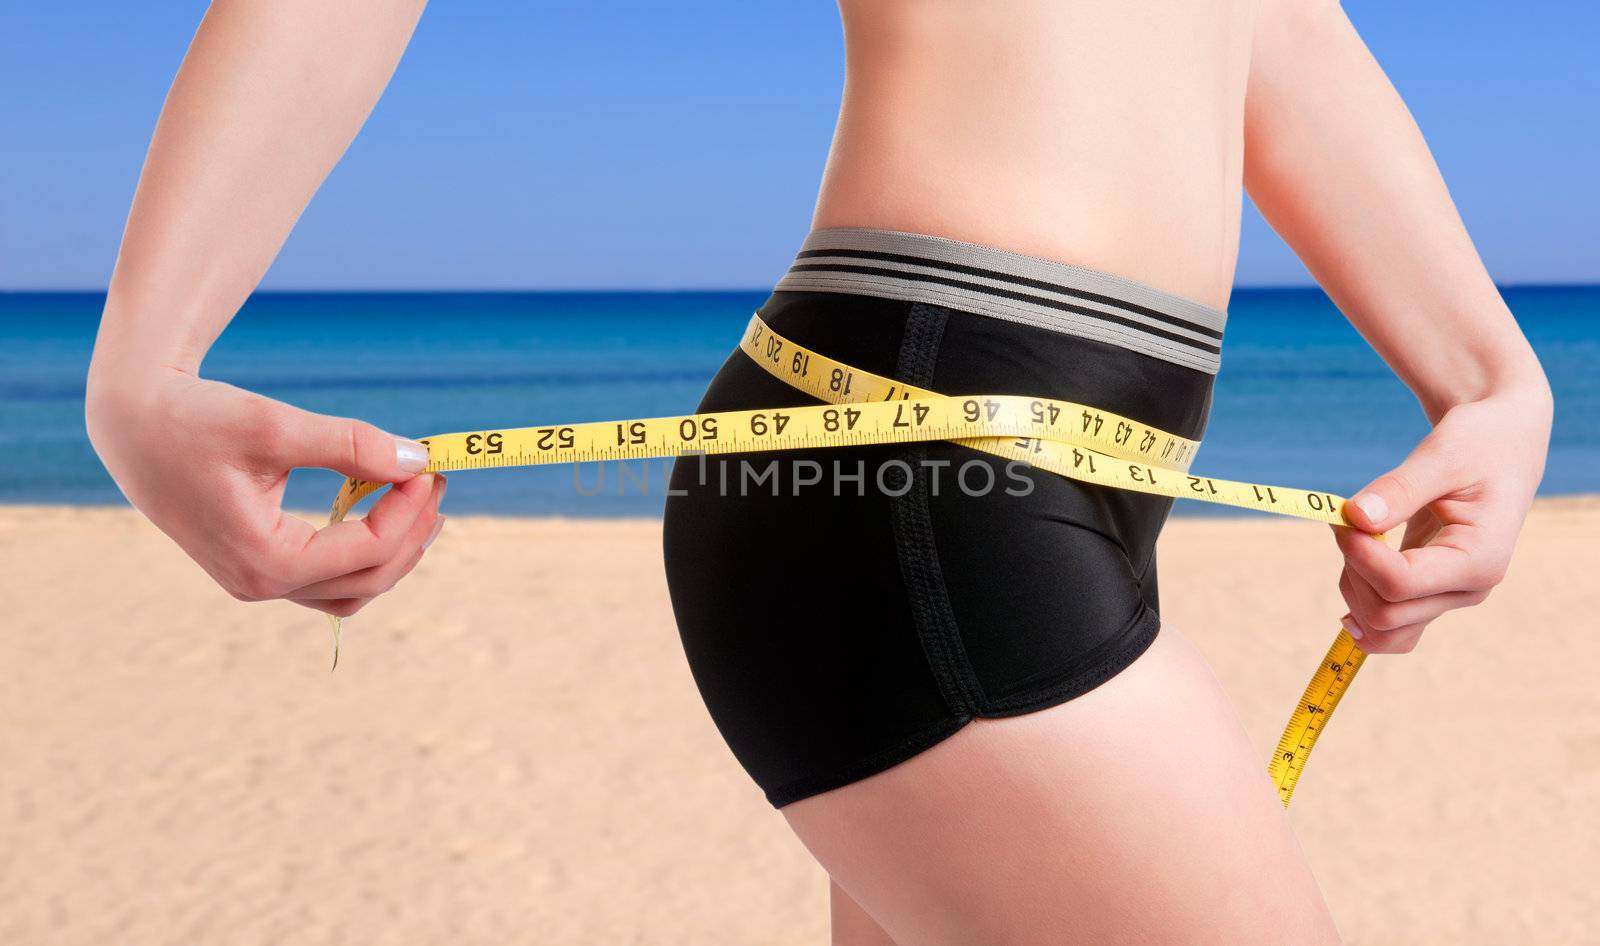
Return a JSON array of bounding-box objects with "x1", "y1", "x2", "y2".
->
[{"x1": 2, "y1": 498, "x2": 1595, "y2": 945}]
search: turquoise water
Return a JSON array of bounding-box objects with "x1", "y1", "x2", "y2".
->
[{"x1": 2, "y1": 287, "x2": 1594, "y2": 516}]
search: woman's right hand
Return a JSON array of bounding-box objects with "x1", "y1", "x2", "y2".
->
[{"x1": 85, "y1": 365, "x2": 446, "y2": 619}]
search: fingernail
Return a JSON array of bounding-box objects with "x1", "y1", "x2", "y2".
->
[
  {"x1": 422, "y1": 516, "x2": 446, "y2": 551},
  {"x1": 395, "y1": 437, "x2": 429, "y2": 473},
  {"x1": 1340, "y1": 615, "x2": 1364, "y2": 640},
  {"x1": 1352, "y1": 492, "x2": 1387, "y2": 524}
]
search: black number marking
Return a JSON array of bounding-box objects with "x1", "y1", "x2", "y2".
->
[
  {"x1": 536, "y1": 427, "x2": 574, "y2": 451},
  {"x1": 1305, "y1": 492, "x2": 1338, "y2": 512},
  {"x1": 679, "y1": 417, "x2": 720, "y2": 441},
  {"x1": 822, "y1": 408, "x2": 862, "y2": 433},
  {"x1": 963, "y1": 399, "x2": 1003, "y2": 423},
  {"x1": 465, "y1": 432, "x2": 504, "y2": 456},
  {"x1": 893, "y1": 402, "x2": 931, "y2": 428},
  {"x1": 615, "y1": 421, "x2": 646, "y2": 446}
]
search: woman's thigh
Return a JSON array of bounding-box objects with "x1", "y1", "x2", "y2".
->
[
  {"x1": 831, "y1": 878, "x2": 900, "y2": 946},
  {"x1": 782, "y1": 623, "x2": 1343, "y2": 946}
]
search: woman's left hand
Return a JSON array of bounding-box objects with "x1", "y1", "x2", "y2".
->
[{"x1": 1330, "y1": 381, "x2": 1553, "y2": 654}]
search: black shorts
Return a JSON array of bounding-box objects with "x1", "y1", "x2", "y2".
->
[{"x1": 662, "y1": 228, "x2": 1225, "y2": 808}]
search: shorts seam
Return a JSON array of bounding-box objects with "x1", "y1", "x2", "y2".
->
[{"x1": 889, "y1": 303, "x2": 987, "y2": 716}]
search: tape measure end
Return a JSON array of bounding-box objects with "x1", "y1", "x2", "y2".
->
[{"x1": 327, "y1": 613, "x2": 342, "y2": 672}]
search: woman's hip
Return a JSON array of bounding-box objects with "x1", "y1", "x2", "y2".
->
[{"x1": 661, "y1": 228, "x2": 1224, "y2": 807}]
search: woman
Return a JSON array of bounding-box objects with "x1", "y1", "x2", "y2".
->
[{"x1": 86, "y1": 1, "x2": 1552, "y2": 943}]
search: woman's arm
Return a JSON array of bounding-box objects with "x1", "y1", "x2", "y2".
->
[
  {"x1": 1243, "y1": 0, "x2": 1554, "y2": 653},
  {"x1": 87, "y1": 0, "x2": 444, "y2": 619}
]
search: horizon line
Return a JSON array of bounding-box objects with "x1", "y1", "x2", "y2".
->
[{"x1": 3, "y1": 280, "x2": 1597, "y2": 295}]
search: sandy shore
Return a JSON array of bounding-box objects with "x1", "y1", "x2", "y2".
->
[{"x1": 2, "y1": 498, "x2": 1595, "y2": 945}]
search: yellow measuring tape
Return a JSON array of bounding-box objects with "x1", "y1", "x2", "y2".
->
[{"x1": 326, "y1": 312, "x2": 1370, "y2": 807}]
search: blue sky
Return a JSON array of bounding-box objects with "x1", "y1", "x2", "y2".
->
[{"x1": 2, "y1": 1, "x2": 1595, "y2": 290}]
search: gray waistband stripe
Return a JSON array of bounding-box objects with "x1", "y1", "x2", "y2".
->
[
  {"x1": 791, "y1": 228, "x2": 1228, "y2": 333},
  {"x1": 788, "y1": 258, "x2": 1224, "y2": 349},
  {"x1": 774, "y1": 228, "x2": 1228, "y2": 374}
]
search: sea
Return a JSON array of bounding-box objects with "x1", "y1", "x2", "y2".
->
[{"x1": 2, "y1": 287, "x2": 1595, "y2": 517}]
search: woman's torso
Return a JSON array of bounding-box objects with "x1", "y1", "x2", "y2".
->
[
  {"x1": 818, "y1": 0, "x2": 1259, "y2": 311},
  {"x1": 664, "y1": 2, "x2": 1250, "y2": 808}
]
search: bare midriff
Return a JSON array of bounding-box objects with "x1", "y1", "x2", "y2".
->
[{"x1": 817, "y1": 0, "x2": 1258, "y2": 311}]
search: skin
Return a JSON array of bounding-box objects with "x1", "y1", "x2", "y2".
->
[
  {"x1": 86, "y1": 0, "x2": 440, "y2": 618},
  {"x1": 85, "y1": 0, "x2": 1553, "y2": 942}
]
